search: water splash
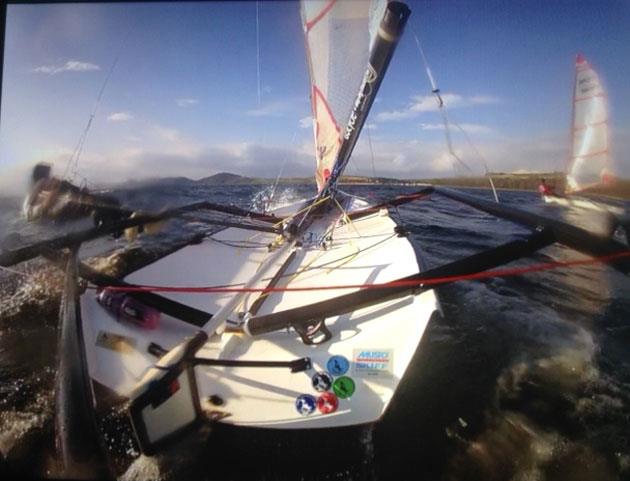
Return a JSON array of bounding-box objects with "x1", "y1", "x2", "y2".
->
[{"x1": 120, "y1": 455, "x2": 161, "y2": 481}]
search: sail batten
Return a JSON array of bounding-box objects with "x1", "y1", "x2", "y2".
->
[{"x1": 566, "y1": 54, "x2": 613, "y2": 193}]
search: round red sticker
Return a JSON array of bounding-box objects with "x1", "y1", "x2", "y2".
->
[{"x1": 316, "y1": 392, "x2": 339, "y2": 414}]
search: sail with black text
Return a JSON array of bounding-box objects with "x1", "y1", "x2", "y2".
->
[{"x1": 301, "y1": 0, "x2": 387, "y2": 191}]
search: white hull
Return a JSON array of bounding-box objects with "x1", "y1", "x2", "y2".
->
[
  {"x1": 543, "y1": 194, "x2": 624, "y2": 217},
  {"x1": 80, "y1": 196, "x2": 440, "y2": 429}
]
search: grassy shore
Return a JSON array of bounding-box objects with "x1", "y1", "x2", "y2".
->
[
  {"x1": 338, "y1": 173, "x2": 630, "y2": 200},
  {"x1": 125, "y1": 172, "x2": 630, "y2": 201}
]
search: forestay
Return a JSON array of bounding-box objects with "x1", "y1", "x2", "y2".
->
[
  {"x1": 301, "y1": 0, "x2": 386, "y2": 191},
  {"x1": 567, "y1": 53, "x2": 613, "y2": 193}
]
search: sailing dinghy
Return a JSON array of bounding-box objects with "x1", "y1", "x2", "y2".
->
[
  {"x1": 1, "y1": 1, "x2": 629, "y2": 472},
  {"x1": 79, "y1": 0, "x2": 442, "y2": 453},
  {"x1": 543, "y1": 54, "x2": 625, "y2": 217}
]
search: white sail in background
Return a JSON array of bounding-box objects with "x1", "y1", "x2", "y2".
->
[
  {"x1": 566, "y1": 53, "x2": 614, "y2": 193},
  {"x1": 301, "y1": 0, "x2": 386, "y2": 191}
]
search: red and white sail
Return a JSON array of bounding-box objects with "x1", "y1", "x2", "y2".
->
[
  {"x1": 301, "y1": 0, "x2": 386, "y2": 191},
  {"x1": 566, "y1": 54, "x2": 614, "y2": 193}
]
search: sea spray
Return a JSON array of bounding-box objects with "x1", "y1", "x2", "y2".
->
[
  {"x1": 359, "y1": 424, "x2": 377, "y2": 481},
  {"x1": 120, "y1": 455, "x2": 161, "y2": 481}
]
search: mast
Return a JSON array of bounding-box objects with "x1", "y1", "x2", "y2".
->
[{"x1": 322, "y1": 1, "x2": 410, "y2": 197}]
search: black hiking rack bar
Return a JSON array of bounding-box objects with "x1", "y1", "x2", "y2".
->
[
  {"x1": 245, "y1": 227, "x2": 556, "y2": 338},
  {"x1": 0, "y1": 201, "x2": 282, "y2": 267},
  {"x1": 435, "y1": 187, "x2": 630, "y2": 274},
  {"x1": 147, "y1": 341, "x2": 311, "y2": 372},
  {"x1": 55, "y1": 247, "x2": 112, "y2": 479},
  {"x1": 193, "y1": 357, "x2": 312, "y2": 373},
  {"x1": 347, "y1": 186, "x2": 434, "y2": 221}
]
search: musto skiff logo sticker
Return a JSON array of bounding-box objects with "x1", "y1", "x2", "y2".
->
[{"x1": 353, "y1": 349, "x2": 393, "y2": 376}]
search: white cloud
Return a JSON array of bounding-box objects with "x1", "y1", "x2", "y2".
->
[
  {"x1": 7, "y1": 125, "x2": 627, "y2": 195},
  {"x1": 375, "y1": 110, "x2": 416, "y2": 122},
  {"x1": 377, "y1": 93, "x2": 501, "y2": 122},
  {"x1": 469, "y1": 95, "x2": 501, "y2": 105},
  {"x1": 107, "y1": 112, "x2": 133, "y2": 122},
  {"x1": 152, "y1": 125, "x2": 182, "y2": 143},
  {"x1": 299, "y1": 116, "x2": 312, "y2": 129},
  {"x1": 245, "y1": 101, "x2": 291, "y2": 117},
  {"x1": 430, "y1": 151, "x2": 461, "y2": 173},
  {"x1": 176, "y1": 98, "x2": 199, "y2": 107},
  {"x1": 411, "y1": 93, "x2": 462, "y2": 113},
  {"x1": 420, "y1": 122, "x2": 493, "y2": 134},
  {"x1": 32, "y1": 60, "x2": 100, "y2": 75}
]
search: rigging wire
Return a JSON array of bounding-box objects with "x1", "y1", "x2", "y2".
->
[
  {"x1": 256, "y1": 0, "x2": 262, "y2": 107},
  {"x1": 366, "y1": 123, "x2": 378, "y2": 179},
  {"x1": 410, "y1": 28, "x2": 471, "y2": 174},
  {"x1": 452, "y1": 121, "x2": 500, "y2": 202},
  {"x1": 62, "y1": 24, "x2": 134, "y2": 183},
  {"x1": 410, "y1": 26, "x2": 500, "y2": 202},
  {"x1": 267, "y1": 128, "x2": 297, "y2": 210}
]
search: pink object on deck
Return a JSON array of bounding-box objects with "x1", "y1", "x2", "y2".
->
[{"x1": 96, "y1": 288, "x2": 160, "y2": 329}]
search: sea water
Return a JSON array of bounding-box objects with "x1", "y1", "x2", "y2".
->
[{"x1": 1, "y1": 184, "x2": 629, "y2": 481}]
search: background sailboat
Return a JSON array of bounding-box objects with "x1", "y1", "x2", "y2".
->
[{"x1": 543, "y1": 53, "x2": 625, "y2": 217}]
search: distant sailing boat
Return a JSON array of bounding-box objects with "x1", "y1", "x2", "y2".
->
[{"x1": 543, "y1": 53, "x2": 625, "y2": 216}]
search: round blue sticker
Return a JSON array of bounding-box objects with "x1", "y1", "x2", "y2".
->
[
  {"x1": 295, "y1": 394, "x2": 317, "y2": 416},
  {"x1": 311, "y1": 371, "x2": 333, "y2": 392},
  {"x1": 327, "y1": 355, "x2": 350, "y2": 376}
]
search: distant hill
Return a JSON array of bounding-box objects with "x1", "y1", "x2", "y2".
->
[
  {"x1": 124, "y1": 176, "x2": 195, "y2": 188},
  {"x1": 116, "y1": 171, "x2": 630, "y2": 200},
  {"x1": 196, "y1": 172, "x2": 254, "y2": 185},
  {"x1": 418, "y1": 172, "x2": 567, "y2": 192}
]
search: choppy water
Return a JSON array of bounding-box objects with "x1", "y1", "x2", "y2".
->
[{"x1": 1, "y1": 184, "x2": 629, "y2": 481}]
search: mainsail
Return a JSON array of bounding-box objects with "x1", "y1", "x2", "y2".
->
[
  {"x1": 301, "y1": 0, "x2": 387, "y2": 191},
  {"x1": 566, "y1": 53, "x2": 614, "y2": 193}
]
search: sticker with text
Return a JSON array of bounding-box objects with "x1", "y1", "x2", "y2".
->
[{"x1": 352, "y1": 349, "x2": 393, "y2": 376}]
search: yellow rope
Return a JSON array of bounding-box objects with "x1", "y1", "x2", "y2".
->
[
  {"x1": 271, "y1": 195, "x2": 331, "y2": 229},
  {"x1": 333, "y1": 196, "x2": 361, "y2": 238}
]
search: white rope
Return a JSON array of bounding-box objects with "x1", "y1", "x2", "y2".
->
[{"x1": 411, "y1": 26, "x2": 499, "y2": 201}]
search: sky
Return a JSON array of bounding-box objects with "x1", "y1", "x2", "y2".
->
[{"x1": 1, "y1": 0, "x2": 630, "y2": 195}]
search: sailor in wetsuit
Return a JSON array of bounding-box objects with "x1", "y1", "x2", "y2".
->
[
  {"x1": 538, "y1": 178, "x2": 555, "y2": 197},
  {"x1": 23, "y1": 162, "x2": 125, "y2": 228}
]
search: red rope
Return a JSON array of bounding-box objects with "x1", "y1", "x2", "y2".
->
[{"x1": 103, "y1": 249, "x2": 630, "y2": 295}]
